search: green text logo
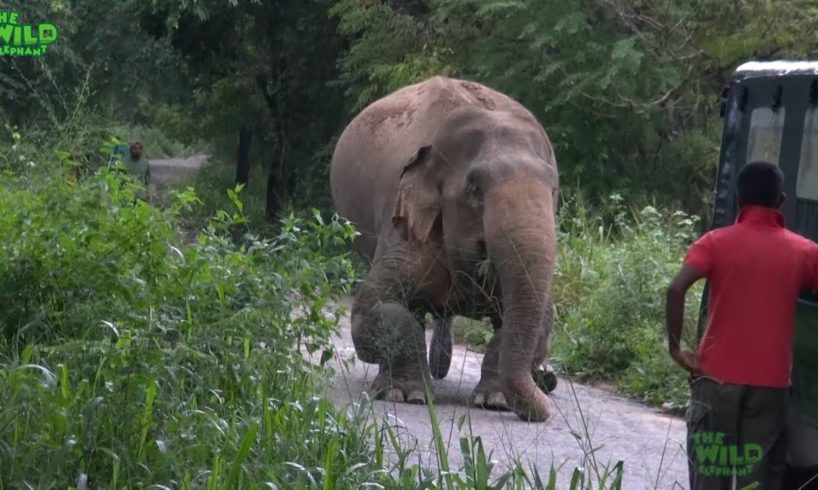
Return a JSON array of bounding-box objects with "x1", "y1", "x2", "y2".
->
[
  {"x1": 0, "y1": 11, "x2": 58, "y2": 57},
  {"x1": 692, "y1": 431, "x2": 763, "y2": 478}
]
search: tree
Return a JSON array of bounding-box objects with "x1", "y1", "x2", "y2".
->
[
  {"x1": 0, "y1": 0, "x2": 187, "y2": 130},
  {"x1": 330, "y1": 0, "x2": 818, "y2": 218},
  {"x1": 144, "y1": 0, "x2": 347, "y2": 221}
]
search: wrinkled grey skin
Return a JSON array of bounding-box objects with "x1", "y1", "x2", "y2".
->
[{"x1": 330, "y1": 76, "x2": 559, "y2": 421}]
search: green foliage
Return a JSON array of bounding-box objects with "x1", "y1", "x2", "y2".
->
[
  {"x1": 7, "y1": 1, "x2": 818, "y2": 219},
  {"x1": 0, "y1": 128, "x2": 373, "y2": 487},
  {"x1": 171, "y1": 159, "x2": 272, "y2": 235},
  {"x1": 331, "y1": 0, "x2": 818, "y2": 217},
  {"x1": 552, "y1": 196, "x2": 703, "y2": 409},
  {"x1": 0, "y1": 0, "x2": 190, "y2": 130},
  {"x1": 452, "y1": 317, "x2": 493, "y2": 351},
  {"x1": 330, "y1": 0, "x2": 454, "y2": 111},
  {"x1": 291, "y1": 138, "x2": 340, "y2": 213}
]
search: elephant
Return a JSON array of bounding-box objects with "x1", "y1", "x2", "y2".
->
[{"x1": 330, "y1": 76, "x2": 559, "y2": 422}]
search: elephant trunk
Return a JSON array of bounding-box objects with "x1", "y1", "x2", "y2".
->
[{"x1": 483, "y1": 180, "x2": 556, "y2": 422}]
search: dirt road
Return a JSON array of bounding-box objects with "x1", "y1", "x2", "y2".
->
[
  {"x1": 148, "y1": 154, "x2": 209, "y2": 187},
  {"x1": 324, "y1": 297, "x2": 689, "y2": 489}
]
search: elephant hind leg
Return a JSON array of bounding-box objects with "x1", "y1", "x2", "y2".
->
[{"x1": 428, "y1": 316, "x2": 454, "y2": 379}]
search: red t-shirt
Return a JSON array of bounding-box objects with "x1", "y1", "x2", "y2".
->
[{"x1": 684, "y1": 205, "x2": 818, "y2": 387}]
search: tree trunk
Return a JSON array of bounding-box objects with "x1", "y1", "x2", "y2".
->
[
  {"x1": 265, "y1": 169, "x2": 281, "y2": 222},
  {"x1": 235, "y1": 127, "x2": 253, "y2": 186},
  {"x1": 265, "y1": 142, "x2": 289, "y2": 222},
  {"x1": 389, "y1": 0, "x2": 428, "y2": 15}
]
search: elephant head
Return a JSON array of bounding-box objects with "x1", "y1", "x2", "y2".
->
[{"x1": 391, "y1": 105, "x2": 559, "y2": 421}]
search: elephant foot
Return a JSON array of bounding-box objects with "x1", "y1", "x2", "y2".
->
[
  {"x1": 429, "y1": 316, "x2": 453, "y2": 379},
  {"x1": 505, "y1": 375, "x2": 552, "y2": 422},
  {"x1": 471, "y1": 377, "x2": 510, "y2": 411},
  {"x1": 473, "y1": 376, "x2": 552, "y2": 421},
  {"x1": 370, "y1": 364, "x2": 432, "y2": 405},
  {"x1": 533, "y1": 364, "x2": 558, "y2": 393}
]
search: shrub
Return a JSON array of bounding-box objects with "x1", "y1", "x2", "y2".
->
[
  {"x1": 169, "y1": 158, "x2": 272, "y2": 236},
  {"x1": 0, "y1": 131, "x2": 374, "y2": 486},
  {"x1": 552, "y1": 196, "x2": 703, "y2": 409}
]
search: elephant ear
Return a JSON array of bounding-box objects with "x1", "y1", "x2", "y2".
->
[{"x1": 391, "y1": 145, "x2": 441, "y2": 243}]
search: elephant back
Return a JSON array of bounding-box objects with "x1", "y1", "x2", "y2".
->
[{"x1": 329, "y1": 76, "x2": 550, "y2": 257}]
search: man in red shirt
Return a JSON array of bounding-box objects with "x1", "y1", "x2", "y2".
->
[{"x1": 666, "y1": 161, "x2": 818, "y2": 490}]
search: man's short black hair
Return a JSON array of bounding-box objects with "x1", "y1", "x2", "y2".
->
[{"x1": 737, "y1": 161, "x2": 785, "y2": 207}]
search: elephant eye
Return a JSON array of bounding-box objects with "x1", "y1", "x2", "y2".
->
[
  {"x1": 466, "y1": 182, "x2": 483, "y2": 199},
  {"x1": 466, "y1": 176, "x2": 483, "y2": 200}
]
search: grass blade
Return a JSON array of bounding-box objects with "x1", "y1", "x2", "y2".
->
[{"x1": 228, "y1": 420, "x2": 259, "y2": 487}]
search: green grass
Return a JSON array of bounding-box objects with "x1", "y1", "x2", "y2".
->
[
  {"x1": 0, "y1": 124, "x2": 645, "y2": 489},
  {"x1": 551, "y1": 196, "x2": 703, "y2": 410},
  {"x1": 0, "y1": 123, "x2": 372, "y2": 487},
  {"x1": 168, "y1": 156, "x2": 274, "y2": 237}
]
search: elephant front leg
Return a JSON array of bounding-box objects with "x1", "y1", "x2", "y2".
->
[
  {"x1": 353, "y1": 301, "x2": 432, "y2": 403},
  {"x1": 472, "y1": 311, "x2": 557, "y2": 410},
  {"x1": 472, "y1": 332, "x2": 510, "y2": 410},
  {"x1": 349, "y1": 236, "x2": 453, "y2": 404}
]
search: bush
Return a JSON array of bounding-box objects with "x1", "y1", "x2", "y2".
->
[
  {"x1": 0, "y1": 129, "x2": 378, "y2": 486},
  {"x1": 551, "y1": 195, "x2": 703, "y2": 409},
  {"x1": 169, "y1": 158, "x2": 273, "y2": 236}
]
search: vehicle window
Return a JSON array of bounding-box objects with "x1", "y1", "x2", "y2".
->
[
  {"x1": 797, "y1": 108, "x2": 818, "y2": 201},
  {"x1": 747, "y1": 107, "x2": 785, "y2": 166}
]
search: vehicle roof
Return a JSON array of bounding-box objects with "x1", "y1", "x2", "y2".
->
[{"x1": 734, "y1": 60, "x2": 818, "y2": 79}]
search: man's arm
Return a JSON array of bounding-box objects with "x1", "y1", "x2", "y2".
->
[
  {"x1": 804, "y1": 242, "x2": 818, "y2": 294},
  {"x1": 666, "y1": 265, "x2": 707, "y2": 375}
]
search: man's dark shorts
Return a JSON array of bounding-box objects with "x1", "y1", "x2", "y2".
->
[{"x1": 687, "y1": 376, "x2": 788, "y2": 490}]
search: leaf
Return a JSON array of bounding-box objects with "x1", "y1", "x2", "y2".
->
[{"x1": 228, "y1": 420, "x2": 259, "y2": 486}]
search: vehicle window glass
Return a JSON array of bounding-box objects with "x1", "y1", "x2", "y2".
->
[
  {"x1": 747, "y1": 107, "x2": 785, "y2": 166},
  {"x1": 797, "y1": 108, "x2": 818, "y2": 201}
]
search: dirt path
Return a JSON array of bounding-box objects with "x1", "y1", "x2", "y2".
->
[
  {"x1": 323, "y1": 297, "x2": 689, "y2": 489},
  {"x1": 148, "y1": 154, "x2": 209, "y2": 187}
]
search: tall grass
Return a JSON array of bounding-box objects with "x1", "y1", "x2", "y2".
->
[
  {"x1": 552, "y1": 194, "x2": 703, "y2": 410},
  {"x1": 0, "y1": 125, "x2": 373, "y2": 487}
]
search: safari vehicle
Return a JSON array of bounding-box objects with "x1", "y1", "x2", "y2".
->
[{"x1": 703, "y1": 60, "x2": 818, "y2": 485}]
